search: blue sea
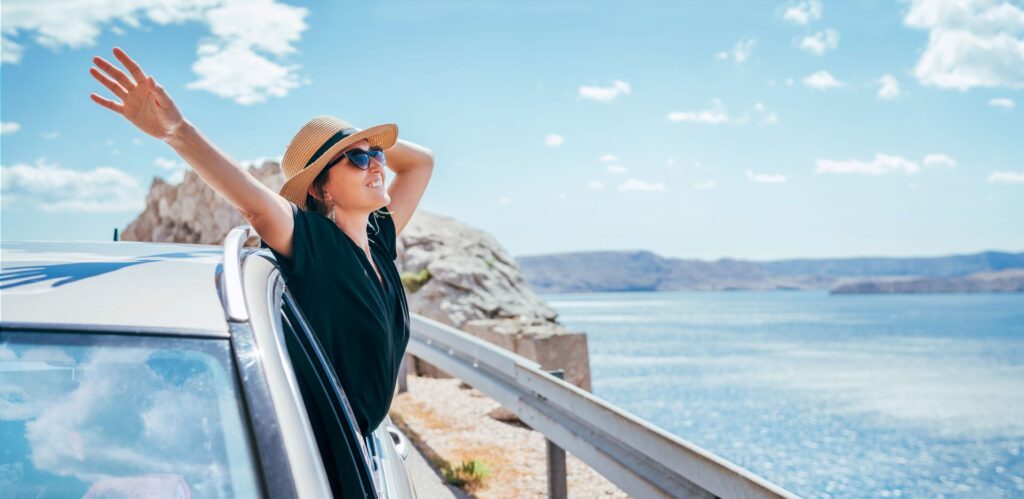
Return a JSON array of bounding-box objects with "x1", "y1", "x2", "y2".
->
[{"x1": 539, "y1": 290, "x2": 1024, "y2": 499}]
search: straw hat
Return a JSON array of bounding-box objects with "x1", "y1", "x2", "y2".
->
[{"x1": 279, "y1": 115, "x2": 398, "y2": 209}]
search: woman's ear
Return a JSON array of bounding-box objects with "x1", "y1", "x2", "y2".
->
[{"x1": 307, "y1": 184, "x2": 323, "y2": 202}]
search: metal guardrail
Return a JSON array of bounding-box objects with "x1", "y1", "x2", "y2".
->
[{"x1": 407, "y1": 313, "x2": 799, "y2": 499}]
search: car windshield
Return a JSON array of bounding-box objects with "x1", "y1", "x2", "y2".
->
[{"x1": 0, "y1": 330, "x2": 262, "y2": 498}]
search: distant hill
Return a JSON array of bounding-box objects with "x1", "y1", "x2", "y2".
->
[
  {"x1": 831, "y1": 269, "x2": 1024, "y2": 294},
  {"x1": 515, "y1": 250, "x2": 1024, "y2": 293}
]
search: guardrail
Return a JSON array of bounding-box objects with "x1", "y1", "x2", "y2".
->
[{"x1": 406, "y1": 313, "x2": 799, "y2": 499}]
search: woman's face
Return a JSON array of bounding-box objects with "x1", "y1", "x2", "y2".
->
[{"x1": 313, "y1": 138, "x2": 389, "y2": 212}]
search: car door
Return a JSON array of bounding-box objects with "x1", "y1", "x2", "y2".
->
[{"x1": 275, "y1": 288, "x2": 380, "y2": 498}]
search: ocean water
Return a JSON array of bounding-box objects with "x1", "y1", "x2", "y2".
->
[{"x1": 539, "y1": 290, "x2": 1024, "y2": 498}]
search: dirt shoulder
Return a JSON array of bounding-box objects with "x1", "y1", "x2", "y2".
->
[{"x1": 389, "y1": 374, "x2": 630, "y2": 498}]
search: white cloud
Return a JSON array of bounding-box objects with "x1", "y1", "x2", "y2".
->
[
  {"x1": 745, "y1": 170, "x2": 788, "y2": 184},
  {"x1": 667, "y1": 99, "x2": 730, "y2": 124},
  {"x1": 497, "y1": 196, "x2": 511, "y2": 204},
  {"x1": 556, "y1": 192, "x2": 567, "y2": 199},
  {"x1": 783, "y1": 0, "x2": 823, "y2": 25},
  {"x1": 904, "y1": 0, "x2": 1024, "y2": 90},
  {"x1": 577, "y1": 80, "x2": 631, "y2": 102},
  {"x1": 692, "y1": 179, "x2": 716, "y2": 190},
  {"x1": 989, "y1": 97, "x2": 1015, "y2": 108},
  {"x1": 0, "y1": 158, "x2": 145, "y2": 212},
  {"x1": 816, "y1": 154, "x2": 921, "y2": 175},
  {"x1": 154, "y1": 156, "x2": 189, "y2": 184},
  {"x1": 1, "y1": 35, "x2": 25, "y2": 63},
  {"x1": 40, "y1": 130, "x2": 59, "y2": 140},
  {"x1": 187, "y1": 41, "x2": 308, "y2": 106},
  {"x1": 586, "y1": 180, "x2": 605, "y2": 190},
  {"x1": 606, "y1": 164, "x2": 628, "y2": 174},
  {"x1": 987, "y1": 171, "x2": 1024, "y2": 183},
  {"x1": 717, "y1": 37, "x2": 756, "y2": 63},
  {"x1": 668, "y1": 100, "x2": 777, "y2": 126},
  {"x1": 598, "y1": 154, "x2": 618, "y2": 162},
  {"x1": 544, "y1": 134, "x2": 564, "y2": 147},
  {"x1": 802, "y1": 70, "x2": 844, "y2": 89},
  {"x1": 877, "y1": 74, "x2": 902, "y2": 99},
  {"x1": 1, "y1": 121, "x2": 20, "y2": 134},
  {"x1": 799, "y1": 29, "x2": 839, "y2": 55},
  {"x1": 154, "y1": 156, "x2": 181, "y2": 170},
  {"x1": 746, "y1": 101, "x2": 779, "y2": 125},
  {"x1": 1, "y1": 0, "x2": 311, "y2": 105},
  {"x1": 922, "y1": 153, "x2": 957, "y2": 169},
  {"x1": 618, "y1": 178, "x2": 665, "y2": 192}
]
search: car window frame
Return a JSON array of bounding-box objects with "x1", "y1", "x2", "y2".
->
[{"x1": 276, "y1": 285, "x2": 380, "y2": 498}]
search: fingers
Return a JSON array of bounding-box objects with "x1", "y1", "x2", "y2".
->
[
  {"x1": 112, "y1": 47, "x2": 148, "y2": 86},
  {"x1": 92, "y1": 55, "x2": 135, "y2": 90},
  {"x1": 89, "y1": 67, "x2": 128, "y2": 100},
  {"x1": 90, "y1": 93, "x2": 124, "y2": 114}
]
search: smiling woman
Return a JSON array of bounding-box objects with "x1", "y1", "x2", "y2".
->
[{"x1": 88, "y1": 44, "x2": 435, "y2": 498}]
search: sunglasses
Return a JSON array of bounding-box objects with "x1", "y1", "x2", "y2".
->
[{"x1": 325, "y1": 146, "x2": 387, "y2": 170}]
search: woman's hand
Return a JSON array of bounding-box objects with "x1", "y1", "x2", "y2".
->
[{"x1": 88, "y1": 47, "x2": 185, "y2": 143}]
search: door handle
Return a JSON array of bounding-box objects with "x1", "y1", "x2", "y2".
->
[{"x1": 386, "y1": 425, "x2": 410, "y2": 460}]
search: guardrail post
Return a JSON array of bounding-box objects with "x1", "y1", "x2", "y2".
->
[
  {"x1": 397, "y1": 353, "x2": 410, "y2": 394},
  {"x1": 545, "y1": 368, "x2": 568, "y2": 499}
]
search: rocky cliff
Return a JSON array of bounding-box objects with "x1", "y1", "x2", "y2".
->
[{"x1": 121, "y1": 161, "x2": 592, "y2": 391}]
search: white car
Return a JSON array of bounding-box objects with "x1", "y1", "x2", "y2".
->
[{"x1": 0, "y1": 226, "x2": 417, "y2": 499}]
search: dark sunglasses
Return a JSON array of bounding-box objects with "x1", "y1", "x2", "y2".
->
[{"x1": 325, "y1": 146, "x2": 387, "y2": 170}]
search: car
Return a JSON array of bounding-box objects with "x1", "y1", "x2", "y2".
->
[{"x1": 0, "y1": 226, "x2": 417, "y2": 499}]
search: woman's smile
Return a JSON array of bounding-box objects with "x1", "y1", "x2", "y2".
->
[{"x1": 365, "y1": 173, "x2": 384, "y2": 189}]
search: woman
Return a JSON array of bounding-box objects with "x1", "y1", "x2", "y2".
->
[{"x1": 88, "y1": 46, "x2": 432, "y2": 446}]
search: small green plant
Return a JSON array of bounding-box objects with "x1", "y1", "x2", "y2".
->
[
  {"x1": 400, "y1": 268, "x2": 431, "y2": 293},
  {"x1": 440, "y1": 458, "x2": 491, "y2": 489}
]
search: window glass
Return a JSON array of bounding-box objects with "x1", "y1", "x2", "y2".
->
[{"x1": 0, "y1": 331, "x2": 262, "y2": 498}]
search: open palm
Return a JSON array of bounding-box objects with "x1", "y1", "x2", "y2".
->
[{"x1": 89, "y1": 47, "x2": 184, "y2": 142}]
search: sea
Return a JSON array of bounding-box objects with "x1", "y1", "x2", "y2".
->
[{"x1": 538, "y1": 290, "x2": 1024, "y2": 499}]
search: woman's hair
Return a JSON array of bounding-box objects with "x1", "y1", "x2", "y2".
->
[{"x1": 304, "y1": 168, "x2": 332, "y2": 217}]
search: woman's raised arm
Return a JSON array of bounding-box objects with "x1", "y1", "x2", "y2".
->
[{"x1": 89, "y1": 46, "x2": 296, "y2": 258}]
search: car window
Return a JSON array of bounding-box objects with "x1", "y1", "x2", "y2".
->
[
  {"x1": 0, "y1": 330, "x2": 262, "y2": 498},
  {"x1": 277, "y1": 292, "x2": 378, "y2": 499}
]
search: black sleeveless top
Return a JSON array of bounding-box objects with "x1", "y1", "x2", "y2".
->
[{"x1": 260, "y1": 202, "x2": 410, "y2": 436}]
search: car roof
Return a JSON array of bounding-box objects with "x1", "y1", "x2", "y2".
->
[{"x1": 1, "y1": 240, "x2": 235, "y2": 336}]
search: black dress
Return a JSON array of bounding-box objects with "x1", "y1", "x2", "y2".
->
[{"x1": 260, "y1": 202, "x2": 411, "y2": 437}]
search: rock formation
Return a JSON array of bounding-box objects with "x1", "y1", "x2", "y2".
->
[{"x1": 121, "y1": 161, "x2": 592, "y2": 391}]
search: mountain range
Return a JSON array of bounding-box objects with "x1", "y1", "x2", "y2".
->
[{"x1": 515, "y1": 250, "x2": 1024, "y2": 294}]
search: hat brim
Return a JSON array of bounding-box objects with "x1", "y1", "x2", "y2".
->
[{"x1": 279, "y1": 123, "x2": 399, "y2": 210}]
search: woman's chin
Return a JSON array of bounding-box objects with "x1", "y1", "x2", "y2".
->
[{"x1": 372, "y1": 192, "x2": 391, "y2": 208}]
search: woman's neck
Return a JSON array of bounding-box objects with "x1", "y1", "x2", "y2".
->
[{"x1": 331, "y1": 207, "x2": 371, "y2": 251}]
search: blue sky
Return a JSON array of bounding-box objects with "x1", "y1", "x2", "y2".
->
[{"x1": 2, "y1": 0, "x2": 1022, "y2": 260}]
